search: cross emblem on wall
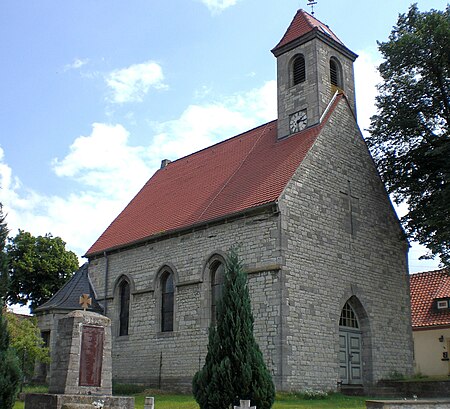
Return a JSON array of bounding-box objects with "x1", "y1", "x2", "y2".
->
[{"x1": 79, "y1": 294, "x2": 92, "y2": 311}]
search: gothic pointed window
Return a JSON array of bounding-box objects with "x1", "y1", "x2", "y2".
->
[
  {"x1": 119, "y1": 280, "x2": 130, "y2": 336},
  {"x1": 292, "y1": 54, "x2": 306, "y2": 85},
  {"x1": 211, "y1": 261, "x2": 225, "y2": 325},
  {"x1": 161, "y1": 272, "x2": 174, "y2": 332},
  {"x1": 339, "y1": 301, "x2": 359, "y2": 329}
]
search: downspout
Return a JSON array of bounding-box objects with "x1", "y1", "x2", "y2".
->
[
  {"x1": 103, "y1": 251, "x2": 109, "y2": 316},
  {"x1": 276, "y1": 201, "x2": 285, "y2": 391}
]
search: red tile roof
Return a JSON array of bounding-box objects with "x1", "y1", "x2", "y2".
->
[
  {"x1": 273, "y1": 9, "x2": 343, "y2": 52},
  {"x1": 85, "y1": 95, "x2": 344, "y2": 257},
  {"x1": 410, "y1": 269, "x2": 450, "y2": 329}
]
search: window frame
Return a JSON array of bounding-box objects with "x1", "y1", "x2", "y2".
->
[
  {"x1": 291, "y1": 54, "x2": 306, "y2": 86},
  {"x1": 161, "y1": 271, "x2": 175, "y2": 332},
  {"x1": 211, "y1": 261, "x2": 225, "y2": 326},
  {"x1": 437, "y1": 300, "x2": 449, "y2": 310},
  {"x1": 339, "y1": 301, "x2": 359, "y2": 329},
  {"x1": 118, "y1": 279, "x2": 131, "y2": 337},
  {"x1": 330, "y1": 57, "x2": 343, "y2": 90}
]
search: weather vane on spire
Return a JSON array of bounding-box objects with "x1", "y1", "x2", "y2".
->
[{"x1": 307, "y1": 0, "x2": 318, "y2": 15}]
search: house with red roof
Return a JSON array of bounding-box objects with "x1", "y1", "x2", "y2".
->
[
  {"x1": 73, "y1": 9, "x2": 414, "y2": 392},
  {"x1": 410, "y1": 269, "x2": 450, "y2": 376}
]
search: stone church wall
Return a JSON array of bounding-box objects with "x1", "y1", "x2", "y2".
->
[
  {"x1": 278, "y1": 99, "x2": 414, "y2": 391},
  {"x1": 88, "y1": 211, "x2": 283, "y2": 390},
  {"x1": 86, "y1": 99, "x2": 414, "y2": 393}
]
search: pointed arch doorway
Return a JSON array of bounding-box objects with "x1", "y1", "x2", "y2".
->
[{"x1": 339, "y1": 301, "x2": 363, "y2": 385}]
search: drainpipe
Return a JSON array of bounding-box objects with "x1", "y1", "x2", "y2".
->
[
  {"x1": 103, "y1": 251, "x2": 109, "y2": 316},
  {"x1": 276, "y1": 201, "x2": 285, "y2": 391}
]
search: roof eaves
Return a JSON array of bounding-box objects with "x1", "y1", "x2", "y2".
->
[
  {"x1": 413, "y1": 322, "x2": 450, "y2": 330},
  {"x1": 272, "y1": 29, "x2": 357, "y2": 61},
  {"x1": 85, "y1": 201, "x2": 280, "y2": 259}
]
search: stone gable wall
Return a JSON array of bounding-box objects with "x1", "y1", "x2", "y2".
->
[
  {"x1": 86, "y1": 100, "x2": 414, "y2": 393},
  {"x1": 278, "y1": 98, "x2": 414, "y2": 391}
]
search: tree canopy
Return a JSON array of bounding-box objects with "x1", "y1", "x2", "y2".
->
[
  {"x1": 0, "y1": 204, "x2": 9, "y2": 303},
  {"x1": 5, "y1": 310, "x2": 50, "y2": 382},
  {"x1": 0, "y1": 307, "x2": 21, "y2": 409},
  {"x1": 6, "y1": 230, "x2": 79, "y2": 311},
  {"x1": 193, "y1": 249, "x2": 275, "y2": 409},
  {"x1": 367, "y1": 4, "x2": 450, "y2": 266}
]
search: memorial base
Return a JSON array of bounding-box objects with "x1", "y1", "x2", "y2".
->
[{"x1": 24, "y1": 393, "x2": 134, "y2": 409}]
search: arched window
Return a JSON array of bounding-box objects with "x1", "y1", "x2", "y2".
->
[
  {"x1": 211, "y1": 261, "x2": 225, "y2": 325},
  {"x1": 161, "y1": 272, "x2": 174, "y2": 332},
  {"x1": 339, "y1": 301, "x2": 359, "y2": 329},
  {"x1": 292, "y1": 54, "x2": 306, "y2": 85},
  {"x1": 330, "y1": 57, "x2": 342, "y2": 89},
  {"x1": 119, "y1": 280, "x2": 130, "y2": 336}
]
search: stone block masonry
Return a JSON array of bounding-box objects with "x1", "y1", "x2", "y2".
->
[
  {"x1": 87, "y1": 96, "x2": 413, "y2": 392},
  {"x1": 88, "y1": 209, "x2": 284, "y2": 390}
]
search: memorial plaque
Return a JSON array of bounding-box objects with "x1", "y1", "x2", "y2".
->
[{"x1": 79, "y1": 325, "x2": 104, "y2": 387}]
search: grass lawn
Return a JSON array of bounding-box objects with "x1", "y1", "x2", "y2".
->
[{"x1": 14, "y1": 387, "x2": 369, "y2": 409}]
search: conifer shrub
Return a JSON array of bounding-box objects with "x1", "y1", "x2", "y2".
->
[
  {"x1": 193, "y1": 249, "x2": 275, "y2": 409},
  {"x1": 0, "y1": 307, "x2": 22, "y2": 409}
]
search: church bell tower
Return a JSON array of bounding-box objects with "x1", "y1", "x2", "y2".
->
[{"x1": 272, "y1": 10, "x2": 358, "y2": 140}]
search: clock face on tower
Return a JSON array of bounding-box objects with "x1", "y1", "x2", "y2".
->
[{"x1": 289, "y1": 110, "x2": 307, "y2": 133}]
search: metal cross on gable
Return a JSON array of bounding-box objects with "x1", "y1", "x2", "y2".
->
[
  {"x1": 79, "y1": 293, "x2": 92, "y2": 311},
  {"x1": 307, "y1": 0, "x2": 318, "y2": 15}
]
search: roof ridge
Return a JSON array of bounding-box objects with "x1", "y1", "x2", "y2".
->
[
  {"x1": 303, "y1": 9, "x2": 332, "y2": 32},
  {"x1": 195, "y1": 122, "x2": 271, "y2": 222},
  {"x1": 411, "y1": 268, "x2": 448, "y2": 277},
  {"x1": 161, "y1": 120, "x2": 276, "y2": 169},
  {"x1": 34, "y1": 265, "x2": 82, "y2": 311}
]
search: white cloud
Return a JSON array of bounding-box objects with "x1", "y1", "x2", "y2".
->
[
  {"x1": 151, "y1": 80, "x2": 276, "y2": 160},
  {"x1": 64, "y1": 58, "x2": 89, "y2": 71},
  {"x1": 354, "y1": 48, "x2": 382, "y2": 136},
  {"x1": 0, "y1": 81, "x2": 275, "y2": 261},
  {"x1": 199, "y1": 0, "x2": 240, "y2": 14},
  {"x1": 52, "y1": 123, "x2": 151, "y2": 199},
  {"x1": 106, "y1": 61, "x2": 167, "y2": 103},
  {"x1": 0, "y1": 69, "x2": 441, "y2": 278}
]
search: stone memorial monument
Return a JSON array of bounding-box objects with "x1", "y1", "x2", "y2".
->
[{"x1": 25, "y1": 296, "x2": 134, "y2": 409}]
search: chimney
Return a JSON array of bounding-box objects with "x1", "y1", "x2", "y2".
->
[{"x1": 160, "y1": 159, "x2": 171, "y2": 169}]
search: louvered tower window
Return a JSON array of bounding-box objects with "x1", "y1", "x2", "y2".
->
[
  {"x1": 330, "y1": 58, "x2": 342, "y2": 88},
  {"x1": 292, "y1": 55, "x2": 306, "y2": 85}
]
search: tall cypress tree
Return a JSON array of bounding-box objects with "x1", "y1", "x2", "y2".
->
[
  {"x1": 0, "y1": 307, "x2": 21, "y2": 409},
  {"x1": 193, "y1": 249, "x2": 275, "y2": 409}
]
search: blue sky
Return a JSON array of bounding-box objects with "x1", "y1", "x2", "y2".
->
[{"x1": 0, "y1": 0, "x2": 445, "y2": 289}]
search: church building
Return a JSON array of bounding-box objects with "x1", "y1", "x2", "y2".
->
[{"x1": 82, "y1": 9, "x2": 414, "y2": 392}]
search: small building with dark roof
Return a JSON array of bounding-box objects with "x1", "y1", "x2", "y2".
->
[
  {"x1": 34, "y1": 263, "x2": 103, "y2": 382},
  {"x1": 410, "y1": 268, "x2": 450, "y2": 376}
]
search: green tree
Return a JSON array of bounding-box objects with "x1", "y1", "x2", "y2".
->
[
  {"x1": 6, "y1": 230, "x2": 79, "y2": 311},
  {"x1": 193, "y1": 249, "x2": 275, "y2": 409},
  {"x1": 0, "y1": 307, "x2": 21, "y2": 409},
  {"x1": 5, "y1": 310, "x2": 50, "y2": 383},
  {"x1": 0, "y1": 204, "x2": 9, "y2": 304},
  {"x1": 367, "y1": 4, "x2": 450, "y2": 266}
]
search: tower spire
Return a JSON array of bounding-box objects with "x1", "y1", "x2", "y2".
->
[{"x1": 307, "y1": 0, "x2": 317, "y2": 15}]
